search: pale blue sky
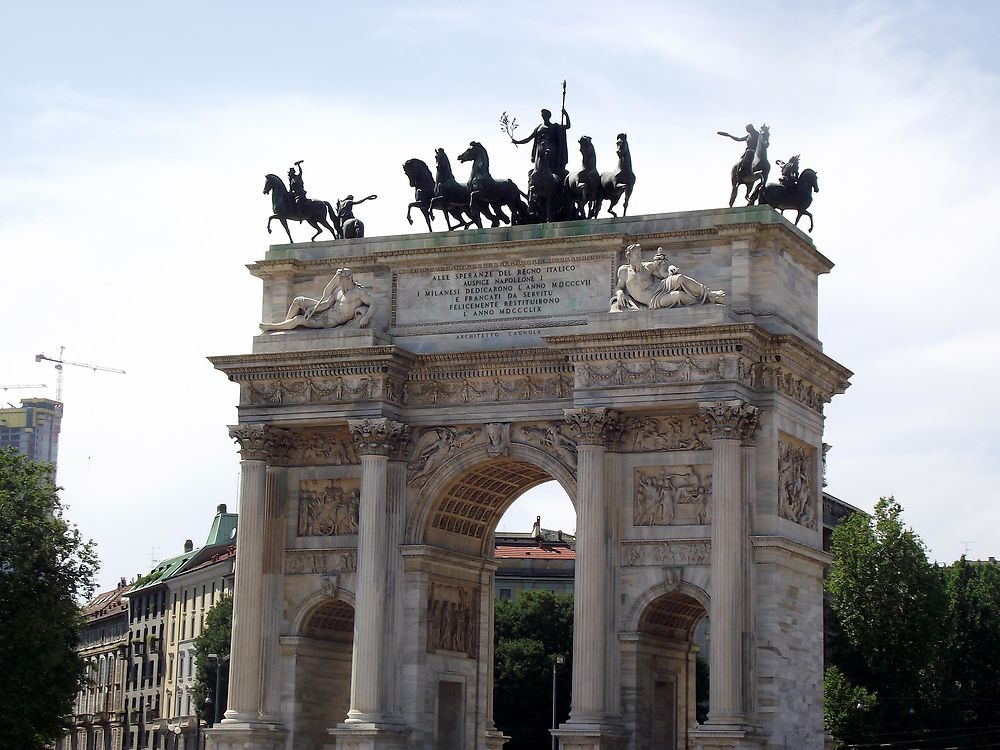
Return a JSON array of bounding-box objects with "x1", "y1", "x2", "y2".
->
[{"x1": 2, "y1": 2, "x2": 998, "y2": 589}]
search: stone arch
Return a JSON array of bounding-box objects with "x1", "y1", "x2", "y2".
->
[
  {"x1": 624, "y1": 580, "x2": 710, "y2": 636},
  {"x1": 291, "y1": 588, "x2": 357, "y2": 637},
  {"x1": 623, "y1": 583, "x2": 709, "y2": 750},
  {"x1": 407, "y1": 440, "x2": 577, "y2": 556},
  {"x1": 287, "y1": 593, "x2": 357, "y2": 750}
]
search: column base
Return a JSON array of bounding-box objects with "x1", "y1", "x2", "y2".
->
[
  {"x1": 205, "y1": 722, "x2": 286, "y2": 750},
  {"x1": 688, "y1": 724, "x2": 766, "y2": 750},
  {"x1": 327, "y1": 722, "x2": 410, "y2": 750},
  {"x1": 551, "y1": 723, "x2": 627, "y2": 750},
  {"x1": 485, "y1": 728, "x2": 510, "y2": 749}
]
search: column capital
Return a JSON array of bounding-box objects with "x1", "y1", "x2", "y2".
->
[
  {"x1": 698, "y1": 400, "x2": 759, "y2": 443},
  {"x1": 228, "y1": 424, "x2": 292, "y2": 462},
  {"x1": 348, "y1": 418, "x2": 410, "y2": 458},
  {"x1": 563, "y1": 407, "x2": 622, "y2": 446}
]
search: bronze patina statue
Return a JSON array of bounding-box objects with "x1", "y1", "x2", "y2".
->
[
  {"x1": 597, "y1": 133, "x2": 636, "y2": 218},
  {"x1": 263, "y1": 161, "x2": 339, "y2": 243},
  {"x1": 759, "y1": 167, "x2": 819, "y2": 232},
  {"x1": 719, "y1": 124, "x2": 771, "y2": 206},
  {"x1": 457, "y1": 142, "x2": 529, "y2": 226},
  {"x1": 336, "y1": 194, "x2": 377, "y2": 239}
]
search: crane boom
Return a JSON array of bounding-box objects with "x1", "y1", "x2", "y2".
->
[
  {"x1": 1, "y1": 384, "x2": 47, "y2": 391},
  {"x1": 34, "y1": 347, "x2": 126, "y2": 402}
]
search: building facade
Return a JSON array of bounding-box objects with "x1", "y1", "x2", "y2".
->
[
  {"x1": 495, "y1": 520, "x2": 575, "y2": 601},
  {"x1": 125, "y1": 504, "x2": 237, "y2": 750},
  {"x1": 0, "y1": 397, "x2": 62, "y2": 470},
  {"x1": 59, "y1": 578, "x2": 133, "y2": 750}
]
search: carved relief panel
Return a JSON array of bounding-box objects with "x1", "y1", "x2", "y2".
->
[
  {"x1": 633, "y1": 465, "x2": 712, "y2": 526},
  {"x1": 284, "y1": 549, "x2": 357, "y2": 575},
  {"x1": 620, "y1": 415, "x2": 711, "y2": 452},
  {"x1": 285, "y1": 430, "x2": 359, "y2": 466},
  {"x1": 778, "y1": 437, "x2": 818, "y2": 530},
  {"x1": 622, "y1": 540, "x2": 711, "y2": 567},
  {"x1": 426, "y1": 582, "x2": 478, "y2": 658},
  {"x1": 297, "y1": 478, "x2": 361, "y2": 536}
]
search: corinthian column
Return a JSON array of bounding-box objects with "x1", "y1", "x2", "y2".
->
[
  {"x1": 563, "y1": 407, "x2": 621, "y2": 725},
  {"x1": 698, "y1": 401, "x2": 759, "y2": 727},
  {"x1": 345, "y1": 418, "x2": 409, "y2": 724},
  {"x1": 223, "y1": 424, "x2": 289, "y2": 724}
]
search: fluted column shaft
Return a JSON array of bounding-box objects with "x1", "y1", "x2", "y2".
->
[
  {"x1": 223, "y1": 425, "x2": 281, "y2": 723},
  {"x1": 348, "y1": 451, "x2": 388, "y2": 721},
  {"x1": 564, "y1": 408, "x2": 620, "y2": 725},
  {"x1": 259, "y1": 466, "x2": 285, "y2": 722},
  {"x1": 346, "y1": 418, "x2": 408, "y2": 725},
  {"x1": 699, "y1": 401, "x2": 759, "y2": 726}
]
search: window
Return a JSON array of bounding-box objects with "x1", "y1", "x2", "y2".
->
[{"x1": 499, "y1": 588, "x2": 512, "y2": 600}]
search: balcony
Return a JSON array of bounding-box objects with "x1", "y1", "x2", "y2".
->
[{"x1": 145, "y1": 707, "x2": 160, "y2": 723}]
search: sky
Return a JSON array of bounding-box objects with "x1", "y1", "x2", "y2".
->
[{"x1": 1, "y1": 1, "x2": 998, "y2": 591}]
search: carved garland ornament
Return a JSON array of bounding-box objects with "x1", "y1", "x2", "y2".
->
[
  {"x1": 242, "y1": 376, "x2": 394, "y2": 406},
  {"x1": 403, "y1": 372, "x2": 573, "y2": 406},
  {"x1": 581, "y1": 356, "x2": 730, "y2": 388}
]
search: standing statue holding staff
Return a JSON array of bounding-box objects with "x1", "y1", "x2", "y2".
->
[{"x1": 504, "y1": 81, "x2": 572, "y2": 221}]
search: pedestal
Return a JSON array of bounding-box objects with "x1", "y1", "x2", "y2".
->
[
  {"x1": 688, "y1": 725, "x2": 765, "y2": 750},
  {"x1": 327, "y1": 723, "x2": 409, "y2": 750},
  {"x1": 550, "y1": 725, "x2": 627, "y2": 750},
  {"x1": 205, "y1": 723, "x2": 286, "y2": 750}
]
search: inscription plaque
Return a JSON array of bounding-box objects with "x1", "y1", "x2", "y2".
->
[{"x1": 393, "y1": 254, "x2": 614, "y2": 330}]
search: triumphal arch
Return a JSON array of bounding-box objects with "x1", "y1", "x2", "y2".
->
[{"x1": 207, "y1": 205, "x2": 850, "y2": 750}]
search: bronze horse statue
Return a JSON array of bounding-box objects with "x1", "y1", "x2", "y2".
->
[
  {"x1": 427, "y1": 148, "x2": 490, "y2": 230},
  {"x1": 597, "y1": 133, "x2": 636, "y2": 218},
  {"x1": 457, "y1": 141, "x2": 529, "y2": 226},
  {"x1": 402, "y1": 158, "x2": 437, "y2": 232},
  {"x1": 263, "y1": 174, "x2": 339, "y2": 243},
  {"x1": 566, "y1": 135, "x2": 601, "y2": 219},
  {"x1": 759, "y1": 168, "x2": 819, "y2": 232},
  {"x1": 729, "y1": 124, "x2": 770, "y2": 206}
]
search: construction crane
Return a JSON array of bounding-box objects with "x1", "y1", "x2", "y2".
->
[{"x1": 35, "y1": 347, "x2": 126, "y2": 402}]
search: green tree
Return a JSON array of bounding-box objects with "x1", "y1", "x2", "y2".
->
[
  {"x1": 493, "y1": 590, "x2": 573, "y2": 749},
  {"x1": 825, "y1": 497, "x2": 948, "y2": 744},
  {"x1": 941, "y1": 557, "x2": 1000, "y2": 737},
  {"x1": 192, "y1": 593, "x2": 233, "y2": 724},
  {"x1": 0, "y1": 448, "x2": 98, "y2": 750}
]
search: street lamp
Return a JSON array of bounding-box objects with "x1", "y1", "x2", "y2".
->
[
  {"x1": 551, "y1": 654, "x2": 566, "y2": 750},
  {"x1": 206, "y1": 653, "x2": 230, "y2": 726}
]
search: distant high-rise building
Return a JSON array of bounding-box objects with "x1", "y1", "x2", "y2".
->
[{"x1": 0, "y1": 398, "x2": 63, "y2": 471}]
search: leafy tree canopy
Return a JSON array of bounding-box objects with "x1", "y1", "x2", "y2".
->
[
  {"x1": 493, "y1": 590, "x2": 573, "y2": 750},
  {"x1": 0, "y1": 448, "x2": 98, "y2": 750},
  {"x1": 192, "y1": 593, "x2": 233, "y2": 724}
]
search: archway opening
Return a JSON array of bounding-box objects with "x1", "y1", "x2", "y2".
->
[
  {"x1": 415, "y1": 451, "x2": 576, "y2": 750},
  {"x1": 493, "y1": 480, "x2": 576, "y2": 749},
  {"x1": 292, "y1": 598, "x2": 354, "y2": 750},
  {"x1": 633, "y1": 591, "x2": 708, "y2": 750}
]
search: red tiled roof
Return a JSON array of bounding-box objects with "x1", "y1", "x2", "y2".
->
[
  {"x1": 495, "y1": 544, "x2": 576, "y2": 560},
  {"x1": 83, "y1": 583, "x2": 133, "y2": 619}
]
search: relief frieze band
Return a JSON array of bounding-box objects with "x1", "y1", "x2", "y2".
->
[
  {"x1": 620, "y1": 415, "x2": 711, "y2": 452},
  {"x1": 284, "y1": 549, "x2": 357, "y2": 575},
  {"x1": 622, "y1": 540, "x2": 711, "y2": 567}
]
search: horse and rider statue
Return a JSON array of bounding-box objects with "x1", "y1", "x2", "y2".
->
[
  {"x1": 264, "y1": 160, "x2": 377, "y2": 243},
  {"x1": 718, "y1": 125, "x2": 819, "y2": 232}
]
